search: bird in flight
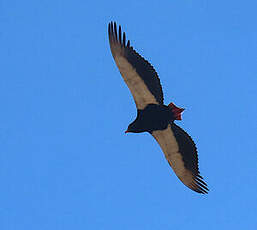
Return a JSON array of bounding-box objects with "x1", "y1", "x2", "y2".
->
[{"x1": 108, "y1": 22, "x2": 208, "y2": 194}]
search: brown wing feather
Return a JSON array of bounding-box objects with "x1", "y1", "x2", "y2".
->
[
  {"x1": 151, "y1": 124, "x2": 208, "y2": 194},
  {"x1": 108, "y1": 22, "x2": 164, "y2": 109}
]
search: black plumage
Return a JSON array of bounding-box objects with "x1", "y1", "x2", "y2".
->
[{"x1": 108, "y1": 22, "x2": 208, "y2": 194}]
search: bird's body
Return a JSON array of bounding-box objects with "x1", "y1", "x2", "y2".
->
[
  {"x1": 128, "y1": 104, "x2": 173, "y2": 133},
  {"x1": 108, "y1": 22, "x2": 209, "y2": 194}
]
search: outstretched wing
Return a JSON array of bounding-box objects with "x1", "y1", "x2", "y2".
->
[
  {"x1": 108, "y1": 22, "x2": 164, "y2": 110},
  {"x1": 151, "y1": 123, "x2": 208, "y2": 194}
]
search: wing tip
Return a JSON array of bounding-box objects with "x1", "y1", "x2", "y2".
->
[
  {"x1": 108, "y1": 21, "x2": 129, "y2": 49},
  {"x1": 192, "y1": 175, "x2": 209, "y2": 194}
]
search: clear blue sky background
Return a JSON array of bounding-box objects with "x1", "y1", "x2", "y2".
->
[{"x1": 1, "y1": 0, "x2": 257, "y2": 229}]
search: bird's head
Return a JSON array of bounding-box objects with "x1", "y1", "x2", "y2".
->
[
  {"x1": 125, "y1": 120, "x2": 145, "y2": 133},
  {"x1": 125, "y1": 122, "x2": 138, "y2": 133}
]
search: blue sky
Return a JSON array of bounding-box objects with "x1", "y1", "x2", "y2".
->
[{"x1": 1, "y1": 0, "x2": 257, "y2": 229}]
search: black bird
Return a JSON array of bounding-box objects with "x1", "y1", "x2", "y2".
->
[{"x1": 108, "y1": 22, "x2": 208, "y2": 194}]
